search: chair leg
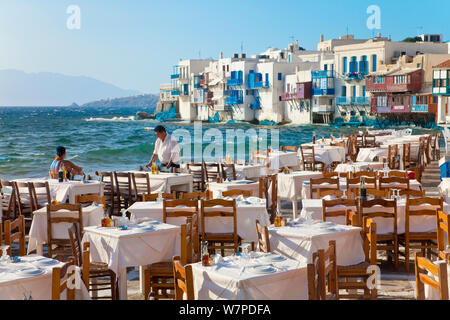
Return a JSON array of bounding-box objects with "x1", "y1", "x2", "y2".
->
[{"x1": 405, "y1": 242, "x2": 409, "y2": 272}]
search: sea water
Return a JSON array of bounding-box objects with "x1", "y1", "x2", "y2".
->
[{"x1": 0, "y1": 106, "x2": 439, "y2": 180}]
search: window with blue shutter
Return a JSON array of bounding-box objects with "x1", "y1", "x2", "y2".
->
[
  {"x1": 362, "y1": 86, "x2": 366, "y2": 97},
  {"x1": 265, "y1": 73, "x2": 269, "y2": 85},
  {"x1": 372, "y1": 55, "x2": 377, "y2": 72},
  {"x1": 360, "y1": 56, "x2": 368, "y2": 75},
  {"x1": 343, "y1": 57, "x2": 347, "y2": 73},
  {"x1": 278, "y1": 73, "x2": 282, "y2": 81},
  {"x1": 352, "y1": 86, "x2": 356, "y2": 97},
  {"x1": 238, "y1": 70, "x2": 243, "y2": 80},
  {"x1": 350, "y1": 57, "x2": 357, "y2": 73},
  {"x1": 342, "y1": 86, "x2": 347, "y2": 97}
]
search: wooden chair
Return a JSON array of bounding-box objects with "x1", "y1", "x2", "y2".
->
[
  {"x1": 281, "y1": 145, "x2": 298, "y2": 153},
  {"x1": 203, "y1": 162, "x2": 221, "y2": 183},
  {"x1": 142, "y1": 192, "x2": 176, "y2": 202},
  {"x1": 220, "y1": 163, "x2": 237, "y2": 181},
  {"x1": 13, "y1": 182, "x2": 34, "y2": 230},
  {"x1": 364, "y1": 135, "x2": 377, "y2": 148},
  {"x1": 259, "y1": 174, "x2": 278, "y2": 224},
  {"x1": 403, "y1": 143, "x2": 411, "y2": 170},
  {"x1": 181, "y1": 191, "x2": 211, "y2": 200},
  {"x1": 337, "y1": 218, "x2": 378, "y2": 299},
  {"x1": 401, "y1": 197, "x2": 443, "y2": 271},
  {"x1": 3, "y1": 215, "x2": 26, "y2": 256},
  {"x1": 346, "y1": 177, "x2": 377, "y2": 197},
  {"x1": 145, "y1": 215, "x2": 198, "y2": 300},
  {"x1": 388, "y1": 145, "x2": 401, "y2": 170},
  {"x1": 350, "y1": 171, "x2": 377, "y2": 179},
  {"x1": 95, "y1": 171, "x2": 118, "y2": 215},
  {"x1": 114, "y1": 172, "x2": 133, "y2": 211},
  {"x1": 0, "y1": 180, "x2": 17, "y2": 221},
  {"x1": 28, "y1": 182, "x2": 51, "y2": 211},
  {"x1": 388, "y1": 171, "x2": 408, "y2": 178},
  {"x1": 323, "y1": 172, "x2": 348, "y2": 179},
  {"x1": 172, "y1": 256, "x2": 195, "y2": 300},
  {"x1": 300, "y1": 146, "x2": 323, "y2": 171},
  {"x1": 68, "y1": 223, "x2": 117, "y2": 300},
  {"x1": 309, "y1": 178, "x2": 340, "y2": 199},
  {"x1": 163, "y1": 199, "x2": 198, "y2": 224},
  {"x1": 322, "y1": 199, "x2": 357, "y2": 225},
  {"x1": 347, "y1": 135, "x2": 358, "y2": 162},
  {"x1": 51, "y1": 258, "x2": 76, "y2": 300},
  {"x1": 251, "y1": 150, "x2": 269, "y2": 167},
  {"x1": 347, "y1": 188, "x2": 388, "y2": 200},
  {"x1": 388, "y1": 189, "x2": 425, "y2": 198},
  {"x1": 379, "y1": 176, "x2": 410, "y2": 191},
  {"x1": 47, "y1": 204, "x2": 83, "y2": 261},
  {"x1": 358, "y1": 199, "x2": 398, "y2": 269},
  {"x1": 131, "y1": 172, "x2": 151, "y2": 202},
  {"x1": 187, "y1": 163, "x2": 206, "y2": 192},
  {"x1": 201, "y1": 199, "x2": 240, "y2": 255},
  {"x1": 255, "y1": 219, "x2": 270, "y2": 253},
  {"x1": 75, "y1": 194, "x2": 106, "y2": 209},
  {"x1": 307, "y1": 240, "x2": 338, "y2": 300},
  {"x1": 437, "y1": 210, "x2": 450, "y2": 261},
  {"x1": 415, "y1": 252, "x2": 448, "y2": 300},
  {"x1": 222, "y1": 189, "x2": 253, "y2": 198},
  {"x1": 317, "y1": 189, "x2": 344, "y2": 199}
]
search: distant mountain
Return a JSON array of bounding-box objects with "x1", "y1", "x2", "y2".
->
[
  {"x1": 81, "y1": 94, "x2": 159, "y2": 113},
  {"x1": 0, "y1": 69, "x2": 141, "y2": 106}
]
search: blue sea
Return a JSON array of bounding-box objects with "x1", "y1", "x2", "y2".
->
[{"x1": 0, "y1": 106, "x2": 439, "y2": 180}]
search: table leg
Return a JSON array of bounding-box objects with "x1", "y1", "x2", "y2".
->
[
  {"x1": 292, "y1": 200, "x2": 298, "y2": 220},
  {"x1": 37, "y1": 244, "x2": 44, "y2": 256},
  {"x1": 118, "y1": 268, "x2": 128, "y2": 300}
]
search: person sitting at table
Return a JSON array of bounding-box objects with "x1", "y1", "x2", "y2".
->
[
  {"x1": 49, "y1": 146, "x2": 84, "y2": 179},
  {"x1": 145, "y1": 125, "x2": 181, "y2": 172}
]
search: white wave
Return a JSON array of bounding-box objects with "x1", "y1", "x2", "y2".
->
[{"x1": 84, "y1": 116, "x2": 136, "y2": 122}]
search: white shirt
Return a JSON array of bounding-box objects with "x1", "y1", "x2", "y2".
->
[{"x1": 152, "y1": 134, "x2": 181, "y2": 164}]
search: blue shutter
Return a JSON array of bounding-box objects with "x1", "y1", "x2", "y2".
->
[
  {"x1": 372, "y1": 55, "x2": 377, "y2": 72},
  {"x1": 278, "y1": 73, "x2": 282, "y2": 81},
  {"x1": 343, "y1": 57, "x2": 347, "y2": 73},
  {"x1": 362, "y1": 86, "x2": 366, "y2": 97}
]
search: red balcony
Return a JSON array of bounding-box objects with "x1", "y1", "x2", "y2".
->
[
  {"x1": 280, "y1": 82, "x2": 311, "y2": 101},
  {"x1": 206, "y1": 91, "x2": 214, "y2": 104},
  {"x1": 371, "y1": 94, "x2": 412, "y2": 113},
  {"x1": 366, "y1": 69, "x2": 422, "y2": 93}
]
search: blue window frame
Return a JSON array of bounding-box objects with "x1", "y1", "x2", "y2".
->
[
  {"x1": 352, "y1": 86, "x2": 356, "y2": 97},
  {"x1": 342, "y1": 86, "x2": 347, "y2": 97},
  {"x1": 350, "y1": 57, "x2": 357, "y2": 73},
  {"x1": 362, "y1": 86, "x2": 366, "y2": 97},
  {"x1": 343, "y1": 57, "x2": 348, "y2": 73},
  {"x1": 372, "y1": 55, "x2": 377, "y2": 72},
  {"x1": 265, "y1": 73, "x2": 269, "y2": 84},
  {"x1": 278, "y1": 73, "x2": 282, "y2": 81}
]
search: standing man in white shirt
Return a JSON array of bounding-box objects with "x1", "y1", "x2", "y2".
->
[{"x1": 145, "y1": 125, "x2": 181, "y2": 171}]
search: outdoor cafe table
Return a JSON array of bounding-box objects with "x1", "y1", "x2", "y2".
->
[
  {"x1": 126, "y1": 199, "x2": 271, "y2": 243},
  {"x1": 438, "y1": 178, "x2": 450, "y2": 203},
  {"x1": 121, "y1": 171, "x2": 193, "y2": 194},
  {"x1": 266, "y1": 150, "x2": 300, "y2": 170},
  {"x1": 190, "y1": 252, "x2": 308, "y2": 300},
  {"x1": 277, "y1": 171, "x2": 324, "y2": 219},
  {"x1": 0, "y1": 255, "x2": 90, "y2": 300},
  {"x1": 82, "y1": 223, "x2": 180, "y2": 300},
  {"x1": 300, "y1": 144, "x2": 346, "y2": 165},
  {"x1": 268, "y1": 220, "x2": 365, "y2": 266},
  {"x1": 335, "y1": 162, "x2": 384, "y2": 173},
  {"x1": 207, "y1": 180, "x2": 260, "y2": 198},
  {"x1": 301, "y1": 177, "x2": 423, "y2": 199},
  {"x1": 12, "y1": 178, "x2": 104, "y2": 204},
  {"x1": 27, "y1": 204, "x2": 104, "y2": 255},
  {"x1": 181, "y1": 163, "x2": 266, "y2": 180},
  {"x1": 300, "y1": 198, "x2": 449, "y2": 235}
]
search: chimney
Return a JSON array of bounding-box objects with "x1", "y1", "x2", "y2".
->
[
  {"x1": 241, "y1": 53, "x2": 246, "y2": 59},
  {"x1": 220, "y1": 52, "x2": 223, "y2": 59},
  {"x1": 377, "y1": 32, "x2": 381, "y2": 38},
  {"x1": 233, "y1": 53, "x2": 239, "y2": 59},
  {"x1": 296, "y1": 40, "x2": 299, "y2": 45},
  {"x1": 320, "y1": 34, "x2": 324, "y2": 42}
]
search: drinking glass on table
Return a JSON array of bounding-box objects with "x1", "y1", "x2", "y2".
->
[{"x1": 0, "y1": 245, "x2": 11, "y2": 264}]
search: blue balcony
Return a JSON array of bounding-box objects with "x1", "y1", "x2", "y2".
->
[
  {"x1": 312, "y1": 70, "x2": 334, "y2": 78},
  {"x1": 225, "y1": 96, "x2": 243, "y2": 105},
  {"x1": 250, "y1": 101, "x2": 261, "y2": 110},
  {"x1": 227, "y1": 78, "x2": 243, "y2": 86},
  {"x1": 171, "y1": 90, "x2": 180, "y2": 96},
  {"x1": 412, "y1": 104, "x2": 429, "y2": 112},
  {"x1": 313, "y1": 88, "x2": 335, "y2": 96},
  {"x1": 342, "y1": 72, "x2": 365, "y2": 81},
  {"x1": 171, "y1": 74, "x2": 180, "y2": 79},
  {"x1": 248, "y1": 81, "x2": 269, "y2": 89},
  {"x1": 336, "y1": 97, "x2": 370, "y2": 106}
]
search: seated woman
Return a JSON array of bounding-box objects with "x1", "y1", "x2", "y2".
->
[{"x1": 49, "y1": 146, "x2": 84, "y2": 179}]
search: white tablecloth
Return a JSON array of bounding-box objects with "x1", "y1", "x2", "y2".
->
[
  {"x1": 299, "y1": 145, "x2": 346, "y2": 165},
  {"x1": 13, "y1": 178, "x2": 104, "y2": 204},
  {"x1": 269, "y1": 221, "x2": 365, "y2": 266},
  {"x1": 126, "y1": 200, "x2": 270, "y2": 243},
  {"x1": 267, "y1": 151, "x2": 300, "y2": 170},
  {"x1": 27, "y1": 204, "x2": 104, "y2": 254},
  {"x1": 357, "y1": 144, "x2": 420, "y2": 164},
  {"x1": 439, "y1": 178, "x2": 450, "y2": 203},
  {"x1": 82, "y1": 223, "x2": 180, "y2": 299},
  {"x1": 335, "y1": 162, "x2": 384, "y2": 173},
  {"x1": 277, "y1": 171, "x2": 323, "y2": 201},
  {"x1": 190, "y1": 252, "x2": 308, "y2": 300},
  {"x1": 234, "y1": 164, "x2": 265, "y2": 180},
  {"x1": 0, "y1": 255, "x2": 90, "y2": 300},
  {"x1": 207, "y1": 180, "x2": 260, "y2": 198},
  {"x1": 300, "y1": 199, "x2": 448, "y2": 235},
  {"x1": 301, "y1": 178, "x2": 422, "y2": 199},
  {"x1": 121, "y1": 171, "x2": 193, "y2": 194}
]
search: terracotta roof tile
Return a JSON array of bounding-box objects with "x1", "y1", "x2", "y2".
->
[{"x1": 434, "y1": 59, "x2": 450, "y2": 69}]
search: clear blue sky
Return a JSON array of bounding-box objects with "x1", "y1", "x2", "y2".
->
[{"x1": 0, "y1": 0, "x2": 448, "y2": 94}]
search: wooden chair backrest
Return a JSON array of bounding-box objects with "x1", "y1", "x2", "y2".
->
[
  {"x1": 68, "y1": 223, "x2": 82, "y2": 267},
  {"x1": 181, "y1": 191, "x2": 211, "y2": 200},
  {"x1": 307, "y1": 250, "x2": 321, "y2": 300},
  {"x1": 114, "y1": 172, "x2": 132, "y2": 200},
  {"x1": 4, "y1": 215, "x2": 26, "y2": 256},
  {"x1": 317, "y1": 189, "x2": 344, "y2": 199},
  {"x1": 28, "y1": 181, "x2": 51, "y2": 211},
  {"x1": 131, "y1": 172, "x2": 151, "y2": 199},
  {"x1": 405, "y1": 197, "x2": 443, "y2": 235},
  {"x1": 300, "y1": 145, "x2": 316, "y2": 168},
  {"x1": 322, "y1": 199, "x2": 357, "y2": 223},
  {"x1": 379, "y1": 176, "x2": 410, "y2": 190},
  {"x1": 361, "y1": 218, "x2": 378, "y2": 265},
  {"x1": 388, "y1": 171, "x2": 408, "y2": 178},
  {"x1": 358, "y1": 199, "x2": 397, "y2": 230},
  {"x1": 255, "y1": 219, "x2": 270, "y2": 253},
  {"x1": 220, "y1": 163, "x2": 237, "y2": 181},
  {"x1": 0, "y1": 180, "x2": 16, "y2": 220},
  {"x1": 388, "y1": 144, "x2": 400, "y2": 169},
  {"x1": 222, "y1": 189, "x2": 253, "y2": 198},
  {"x1": 13, "y1": 181, "x2": 32, "y2": 215},
  {"x1": 180, "y1": 216, "x2": 193, "y2": 265},
  {"x1": 201, "y1": 199, "x2": 237, "y2": 243},
  {"x1": 347, "y1": 188, "x2": 388, "y2": 200},
  {"x1": 142, "y1": 192, "x2": 176, "y2": 202},
  {"x1": 307, "y1": 241, "x2": 338, "y2": 300},
  {"x1": 163, "y1": 199, "x2": 198, "y2": 223},
  {"x1": 346, "y1": 177, "x2": 377, "y2": 190},
  {"x1": 437, "y1": 210, "x2": 450, "y2": 261},
  {"x1": 75, "y1": 194, "x2": 106, "y2": 208},
  {"x1": 51, "y1": 258, "x2": 76, "y2": 300},
  {"x1": 203, "y1": 163, "x2": 220, "y2": 182},
  {"x1": 309, "y1": 178, "x2": 339, "y2": 199},
  {"x1": 350, "y1": 171, "x2": 377, "y2": 179},
  {"x1": 389, "y1": 189, "x2": 425, "y2": 198},
  {"x1": 173, "y1": 256, "x2": 195, "y2": 300},
  {"x1": 258, "y1": 174, "x2": 278, "y2": 223},
  {"x1": 281, "y1": 145, "x2": 298, "y2": 153},
  {"x1": 415, "y1": 253, "x2": 448, "y2": 300}
]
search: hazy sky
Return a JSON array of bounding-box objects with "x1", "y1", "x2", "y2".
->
[{"x1": 0, "y1": 0, "x2": 449, "y2": 94}]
